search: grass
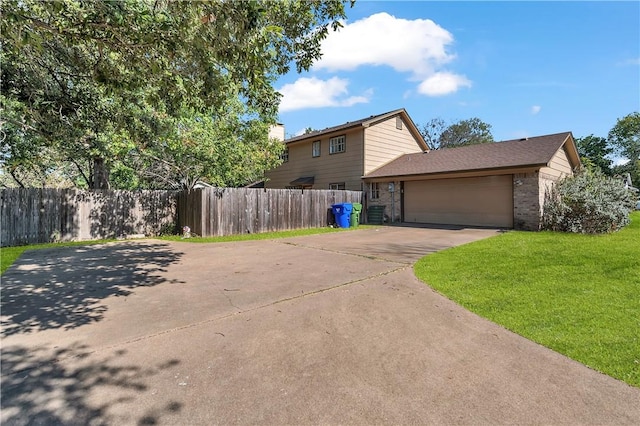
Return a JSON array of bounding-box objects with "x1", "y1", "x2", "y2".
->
[
  {"x1": 0, "y1": 225, "x2": 374, "y2": 275},
  {"x1": 1, "y1": 239, "x2": 116, "y2": 275},
  {"x1": 414, "y1": 211, "x2": 640, "y2": 388},
  {"x1": 155, "y1": 225, "x2": 376, "y2": 243}
]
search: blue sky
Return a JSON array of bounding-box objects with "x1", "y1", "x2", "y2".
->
[{"x1": 275, "y1": 1, "x2": 640, "y2": 147}]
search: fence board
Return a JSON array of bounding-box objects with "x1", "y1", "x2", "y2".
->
[
  {"x1": 1, "y1": 189, "x2": 177, "y2": 247},
  {"x1": 2, "y1": 187, "x2": 363, "y2": 246},
  {"x1": 177, "y1": 187, "x2": 362, "y2": 237}
]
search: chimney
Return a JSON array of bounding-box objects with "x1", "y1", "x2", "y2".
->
[{"x1": 268, "y1": 124, "x2": 285, "y2": 142}]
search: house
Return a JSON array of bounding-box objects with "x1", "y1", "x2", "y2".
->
[
  {"x1": 364, "y1": 132, "x2": 581, "y2": 230},
  {"x1": 265, "y1": 109, "x2": 428, "y2": 190},
  {"x1": 266, "y1": 109, "x2": 581, "y2": 230}
]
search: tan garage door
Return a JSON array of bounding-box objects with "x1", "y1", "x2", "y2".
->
[{"x1": 404, "y1": 175, "x2": 513, "y2": 227}]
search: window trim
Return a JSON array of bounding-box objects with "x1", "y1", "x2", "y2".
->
[
  {"x1": 281, "y1": 147, "x2": 289, "y2": 162},
  {"x1": 312, "y1": 140, "x2": 321, "y2": 157},
  {"x1": 329, "y1": 182, "x2": 346, "y2": 190},
  {"x1": 370, "y1": 182, "x2": 380, "y2": 199},
  {"x1": 329, "y1": 135, "x2": 346, "y2": 154}
]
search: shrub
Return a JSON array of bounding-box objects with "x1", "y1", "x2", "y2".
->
[{"x1": 542, "y1": 168, "x2": 636, "y2": 234}]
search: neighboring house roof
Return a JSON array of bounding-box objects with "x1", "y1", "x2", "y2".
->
[
  {"x1": 364, "y1": 132, "x2": 580, "y2": 179},
  {"x1": 290, "y1": 176, "x2": 315, "y2": 186},
  {"x1": 283, "y1": 108, "x2": 428, "y2": 150}
]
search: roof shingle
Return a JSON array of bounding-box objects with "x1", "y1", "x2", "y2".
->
[
  {"x1": 284, "y1": 108, "x2": 407, "y2": 144},
  {"x1": 364, "y1": 132, "x2": 575, "y2": 178}
]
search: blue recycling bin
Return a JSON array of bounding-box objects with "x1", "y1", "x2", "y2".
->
[{"x1": 331, "y1": 203, "x2": 353, "y2": 228}]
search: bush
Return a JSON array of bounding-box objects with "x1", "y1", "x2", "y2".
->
[{"x1": 542, "y1": 168, "x2": 636, "y2": 234}]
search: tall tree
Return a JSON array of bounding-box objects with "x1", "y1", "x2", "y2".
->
[
  {"x1": 1, "y1": 0, "x2": 352, "y2": 189},
  {"x1": 575, "y1": 135, "x2": 613, "y2": 175},
  {"x1": 608, "y1": 112, "x2": 640, "y2": 188},
  {"x1": 609, "y1": 112, "x2": 640, "y2": 164},
  {"x1": 439, "y1": 117, "x2": 494, "y2": 149},
  {"x1": 419, "y1": 117, "x2": 494, "y2": 149},
  {"x1": 419, "y1": 118, "x2": 447, "y2": 150}
]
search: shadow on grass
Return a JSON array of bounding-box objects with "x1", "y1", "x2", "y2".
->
[
  {"x1": 1, "y1": 343, "x2": 182, "y2": 425},
  {"x1": 1, "y1": 242, "x2": 184, "y2": 337}
]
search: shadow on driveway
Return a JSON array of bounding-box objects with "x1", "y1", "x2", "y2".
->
[
  {"x1": 1, "y1": 242, "x2": 184, "y2": 337},
  {"x1": 1, "y1": 343, "x2": 183, "y2": 425}
]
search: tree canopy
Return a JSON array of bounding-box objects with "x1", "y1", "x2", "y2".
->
[
  {"x1": 1, "y1": 0, "x2": 352, "y2": 189},
  {"x1": 419, "y1": 117, "x2": 494, "y2": 150},
  {"x1": 575, "y1": 135, "x2": 613, "y2": 175},
  {"x1": 609, "y1": 112, "x2": 640, "y2": 164},
  {"x1": 573, "y1": 112, "x2": 640, "y2": 187}
]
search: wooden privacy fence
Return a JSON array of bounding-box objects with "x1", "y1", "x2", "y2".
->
[
  {"x1": 1, "y1": 188, "x2": 177, "y2": 247},
  {"x1": 178, "y1": 187, "x2": 363, "y2": 237}
]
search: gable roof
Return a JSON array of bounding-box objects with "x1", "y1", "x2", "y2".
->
[
  {"x1": 364, "y1": 132, "x2": 580, "y2": 179},
  {"x1": 283, "y1": 108, "x2": 428, "y2": 150}
]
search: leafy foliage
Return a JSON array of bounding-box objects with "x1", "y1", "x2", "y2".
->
[
  {"x1": 575, "y1": 135, "x2": 613, "y2": 175},
  {"x1": 609, "y1": 112, "x2": 640, "y2": 164},
  {"x1": 542, "y1": 168, "x2": 636, "y2": 234},
  {"x1": 419, "y1": 117, "x2": 494, "y2": 149},
  {"x1": 122, "y1": 101, "x2": 284, "y2": 190},
  {"x1": 1, "y1": 0, "x2": 351, "y2": 189}
]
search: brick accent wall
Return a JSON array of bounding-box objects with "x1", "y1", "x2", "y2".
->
[
  {"x1": 367, "y1": 180, "x2": 401, "y2": 223},
  {"x1": 513, "y1": 172, "x2": 541, "y2": 230}
]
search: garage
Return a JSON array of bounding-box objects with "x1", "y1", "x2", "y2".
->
[{"x1": 403, "y1": 175, "x2": 514, "y2": 228}]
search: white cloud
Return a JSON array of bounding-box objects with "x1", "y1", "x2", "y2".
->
[
  {"x1": 618, "y1": 57, "x2": 640, "y2": 66},
  {"x1": 315, "y1": 12, "x2": 470, "y2": 97},
  {"x1": 278, "y1": 77, "x2": 372, "y2": 112},
  {"x1": 531, "y1": 105, "x2": 541, "y2": 115},
  {"x1": 418, "y1": 72, "x2": 472, "y2": 96}
]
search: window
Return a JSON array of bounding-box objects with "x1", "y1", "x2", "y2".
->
[
  {"x1": 312, "y1": 140, "x2": 321, "y2": 157},
  {"x1": 329, "y1": 182, "x2": 345, "y2": 190},
  {"x1": 396, "y1": 116, "x2": 403, "y2": 130},
  {"x1": 281, "y1": 147, "x2": 289, "y2": 162},
  {"x1": 370, "y1": 182, "x2": 380, "y2": 199},
  {"x1": 329, "y1": 135, "x2": 346, "y2": 154}
]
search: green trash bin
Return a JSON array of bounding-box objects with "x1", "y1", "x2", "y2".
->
[
  {"x1": 367, "y1": 205, "x2": 385, "y2": 224},
  {"x1": 350, "y1": 203, "x2": 362, "y2": 227}
]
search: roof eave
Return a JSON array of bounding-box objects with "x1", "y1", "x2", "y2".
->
[{"x1": 363, "y1": 163, "x2": 548, "y2": 180}]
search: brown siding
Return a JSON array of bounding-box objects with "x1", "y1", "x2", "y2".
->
[
  {"x1": 265, "y1": 129, "x2": 364, "y2": 191},
  {"x1": 364, "y1": 116, "x2": 424, "y2": 174}
]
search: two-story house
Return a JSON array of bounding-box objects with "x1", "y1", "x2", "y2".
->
[
  {"x1": 265, "y1": 109, "x2": 428, "y2": 191},
  {"x1": 266, "y1": 109, "x2": 581, "y2": 230}
]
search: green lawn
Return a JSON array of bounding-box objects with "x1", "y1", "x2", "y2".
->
[
  {"x1": 414, "y1": 211, "x2": 640, "y2": 387},
  {"x1": 0, "y1": 225, "x2": 372, "y2": 275},
  {"x1": 156, "y1": 224, "x2": 375, "y2": 243}
]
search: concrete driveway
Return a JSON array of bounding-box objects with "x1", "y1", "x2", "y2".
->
[{"x1": 1, "y1": 226, "x2": 639, "y2": 425}]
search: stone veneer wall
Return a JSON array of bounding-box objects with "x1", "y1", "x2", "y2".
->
[
  {"x1": 512, "y1": 172, "x2": 541, "y2": 231},
  {"x1": 367, "y1": 180, "x2": 401, "y2": 223}
]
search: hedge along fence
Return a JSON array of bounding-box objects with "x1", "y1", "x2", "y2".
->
[
  {"x1": 0, "y1": 188, "x2": 178, "y2": 247},
  {"x1": 178, "y1": 187, "x2": 363, "y2": 237}
]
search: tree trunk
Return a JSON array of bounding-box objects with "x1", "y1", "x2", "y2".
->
[{"x1": 92, "y1": 157, "x2": 110, "y2": 189}]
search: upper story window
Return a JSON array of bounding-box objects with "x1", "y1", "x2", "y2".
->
[
  {"x1": 396, "y1": 117, "x2": 403, "y2": 130},
  {"x1": 370, "y1": 182, "x2": 380, "y2": 199},
  {"x1": 329, "y1": 135, "x2": 346, "y2": 154},
  {"x1": 312, "y1": 140, "x2": 321, "y2": 157},
  {"x1": 281, "y1": 147, "x2": 289, "y2": 162}
]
